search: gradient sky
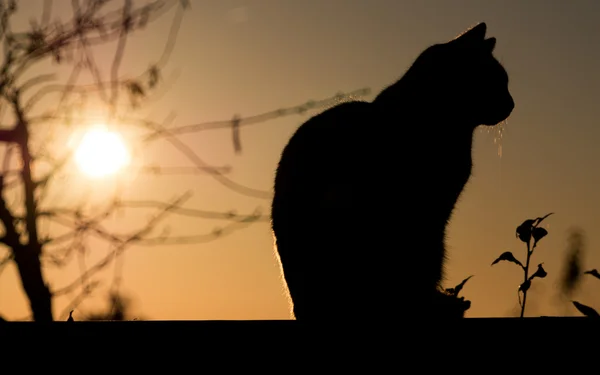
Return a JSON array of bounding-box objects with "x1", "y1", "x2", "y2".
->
[{"x1": 1, "y1": 0, "x2": 600, "y2": 320}]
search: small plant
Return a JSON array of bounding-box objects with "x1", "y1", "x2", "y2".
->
[
  {"x1": 572, "y1": 269, "x2": 600, "y2": 317},
  {"x1": 491, "y1": 213, "x2": 553, "y2": 317}
]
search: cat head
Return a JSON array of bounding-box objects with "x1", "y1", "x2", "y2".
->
[{"x1": 408, "y1": 22, "x2": 514, "y2": 127}]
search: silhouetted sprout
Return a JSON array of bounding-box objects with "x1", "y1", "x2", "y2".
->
[
  {"x1": 584, "y1": 269, "x2": 600, "y2": 280},
  {"x1": 497, "y1": 213, "x2": 553, "y2": 317},
  {"x1": 491, "y1": 251, "x2": 523, "y2": 269},
  {"x1": 532, "y1": 227, "x2": 548, "y2": 248},
  {"x1": 572, "y1": 301, "x2": 600, "y2": 318}
]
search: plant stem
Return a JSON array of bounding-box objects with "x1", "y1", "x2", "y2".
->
[{"x1": 520, "y1": 240, "x2": 532, "y2": 318}]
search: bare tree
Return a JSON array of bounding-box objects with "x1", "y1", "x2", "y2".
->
[{"x1": 0, "y1": 0, "x2": 370, "y2": 322}]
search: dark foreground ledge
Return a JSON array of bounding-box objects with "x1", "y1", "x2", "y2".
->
[
  {"x1": 1, "y1": 316, "x2": 596, "y2": 340},
  {"x1": 1, "y1": 318, "x2": 597, "y2": 363}
]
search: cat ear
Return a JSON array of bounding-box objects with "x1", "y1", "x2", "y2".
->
[
  {"x1": 455, "y1": 22, "x2": 487, "y2": 44},
  {"x1": 483, "y1": 37, "x2": 496, "y2": 53}
]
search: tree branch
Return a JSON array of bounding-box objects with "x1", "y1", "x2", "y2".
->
[
  {"x1": 0, "y1": 179, "x2": 20, "y2": 250},
  {"x1": 142, "y1": 88, "x2": 372, "y2": 141},
  {"x1": 52, "y1": 190, "x2": 193, "y2": 296},
  {"x1": 115, "y1": 199, "x2": 269, "y2": 222}
]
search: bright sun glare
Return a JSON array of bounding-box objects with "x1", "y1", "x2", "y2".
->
[{"x1": 74, "y1": 127, "x2": 131, "y2": 178}]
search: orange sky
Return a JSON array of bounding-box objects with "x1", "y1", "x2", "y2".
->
[{"x1": 1, "y1": 0, "x2": 600, "y2": 320}]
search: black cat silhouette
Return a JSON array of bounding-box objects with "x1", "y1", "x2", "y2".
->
[{"x1": 271, "y1": 23, "x2": 514, "y2": 321}]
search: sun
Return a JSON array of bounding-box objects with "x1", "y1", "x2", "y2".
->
[{"x1": 74, "y1": 126, "x2": 131, "y2": 178}]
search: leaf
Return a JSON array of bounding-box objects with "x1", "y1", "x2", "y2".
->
[
  {"x1": 584, "y1": 269, "x2": 600, "y2": 280},
  {"x1": 530, "y1": 263, "x2": 547, "y2": 280},
  {"x1": 516, "y1": 219, "x2": 535, "y2": 243},
  {"x1": 518, "y1": 279, "x2": 531, "y2": 294},
  {"x1": 445, "y1": 275, "x2": 474, "y2": 297},
  {"x1": 572, "y1": 301, "x2": 600, "y2": 318},
  {"x1": 532, "y1": 227, "x2": 548, "y2": 246},
  {"x1": 491, "y1": 251, "x2": 524, "y2": 268},
  {"x1": 515, "y1": 213, "x2": 554, "y2": 244}
]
